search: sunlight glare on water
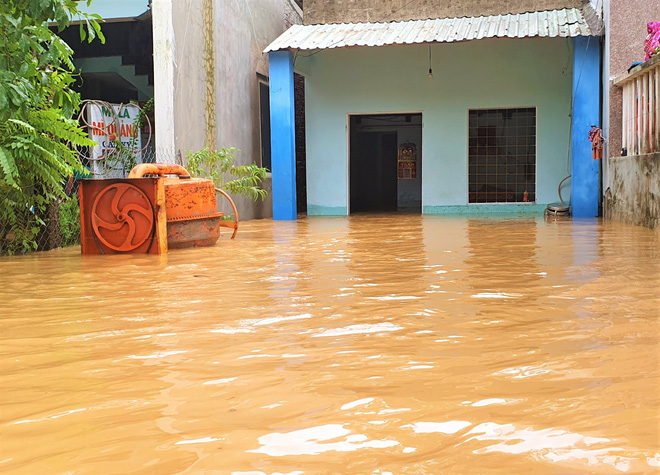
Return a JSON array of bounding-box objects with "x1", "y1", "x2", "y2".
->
[{"x1": 0, "y1": 215, "x2": 658, "y2": 474}]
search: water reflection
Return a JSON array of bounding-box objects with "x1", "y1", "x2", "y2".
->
[
  {"x1": 250, "y1": 424, "x2": 400, "y2": 456},
  {"x1": 465, "y1": 218, "x2": 542, "y2": 295},
  {"x1": 0, "y1": 215, "x2": 658, "y2": 473}
]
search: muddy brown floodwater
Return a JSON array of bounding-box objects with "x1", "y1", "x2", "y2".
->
[{"x1": 0, "y1": 215, "x2": 659, "y2": 474}]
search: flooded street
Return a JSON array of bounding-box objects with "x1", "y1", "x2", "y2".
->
[{"x1": 1, "y1": 215, "x2": 658, "y2": 474}]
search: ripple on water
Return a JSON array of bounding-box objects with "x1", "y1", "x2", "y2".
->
[
  {"x1": 312, "y1": 323, "x2": 403, "y2": 337},
  {"x1": 403, "y1": 421, "x2": 472, "y2": 434},
  {"x1": 464, "y1": 423, "x2": 634, "y2": 471},
  {"x1": 248, "y1": 424, "x2": 400, "y2": 457},
  {"x1": 175, "y1": 436, "x2": 223, "y2": 445}
]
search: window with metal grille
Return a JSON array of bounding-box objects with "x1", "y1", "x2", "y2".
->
[{"x1": 468, "y1": 108, "x2": 536, "y2": 203}]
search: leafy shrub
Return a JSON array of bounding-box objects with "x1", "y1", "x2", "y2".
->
[
  {"x1": 185, "y1": 147, "x2": 269, "y2": 201},
  {"x1": 0, "y1": 0, "x2": 103, "y2": 255},
  {"x1": 59, "y1": 194, "x2": 80, "y2": 247}
]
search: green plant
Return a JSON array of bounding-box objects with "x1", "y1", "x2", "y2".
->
[
  {"x1": 0, "y1": 199, "x2": 43, "y2": 255},
  {"x1": 202, "y1": 0, "x2": 216, "y2": 150},
  {"x1": 185, "y1": 147, "x2": 269, "y2": 201},
  {"x1": 110, "y1": 131, "x2": 139, "y2": 174},
  {"x1": 135, "y1": 98, "x2": 154, "y2": 131},
  {"x1": 59, "y1": 193, "x2": 80, "y2": 247},
  {"x1": 0, "y1": 0, "x2": 104, "y2": 254}
]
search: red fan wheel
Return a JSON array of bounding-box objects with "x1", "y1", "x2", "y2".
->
[{"x1": 91, "y1": 183, "x2": 154, "y2": 252}]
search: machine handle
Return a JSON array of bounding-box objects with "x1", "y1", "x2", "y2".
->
[
  {"x1": 128, "y1": 163, "x2": 192, "y2": 179},
  {"x1": 215, "y1": 188, "x2": 239, "y2": 239}
]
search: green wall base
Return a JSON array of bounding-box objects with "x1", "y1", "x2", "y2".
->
[
  {"x1": 307, "y1": 205, "x2": 348, "y2": 216},
  {"x1": 423, "y1": 204, "x2": 548, "y2": 216}
]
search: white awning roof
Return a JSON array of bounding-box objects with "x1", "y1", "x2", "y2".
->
[{"x1": 265, "y1": 8, "x2": 594, "y2": 53}]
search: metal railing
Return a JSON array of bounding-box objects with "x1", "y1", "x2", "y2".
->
[{"x1": 615, "y1": 55, "x2": 660, "y2": 156}]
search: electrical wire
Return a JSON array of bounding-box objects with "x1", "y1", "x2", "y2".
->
[
  {"x1": 565, "y1": 34, "x2": 595, "y2": 176},
  {"x1": 428, "y1": 44, "x2": 433, "y2": 78}
]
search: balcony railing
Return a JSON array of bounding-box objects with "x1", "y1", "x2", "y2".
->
[{"x1": 613, "y1": 55, "x2": 660, "y2": 156}]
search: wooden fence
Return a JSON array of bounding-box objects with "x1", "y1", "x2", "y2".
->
[{"x1": 615, "y1": 56, "x2": 660, "y2": 156}]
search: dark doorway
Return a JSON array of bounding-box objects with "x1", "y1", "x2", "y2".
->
[
  {"x1": 350, "y1": 130, "x2": 398, "y2": 212},
  {"x1": 349, "y1": 113, "x2": 422, "y2": 213}
]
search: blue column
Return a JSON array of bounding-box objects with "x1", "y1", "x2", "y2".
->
[
  {"x1": 571, "y1": 36, "x2": 601, "y2": 218},
  {"x1": 269, "y1": 50, "x2": 297, "y2": 220}
]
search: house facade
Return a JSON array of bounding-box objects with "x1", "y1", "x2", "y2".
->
[
  {"x1": 151, "y1": 0, "x2": 302, "y2": 220},
  {"x1": 266, "y1": 0, "x2": 603, "y2": 219}
]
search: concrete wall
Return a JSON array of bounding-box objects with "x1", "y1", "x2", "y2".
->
[
  {"x1": 166, "y1": 0, "x2": 301, "y2": 220},
  {"x1": 603, "y1": 0, "x2": 660, "y2": 229},
  {"x1": 605, "y1": 153, "x2": 660, "y2": 229},
  {"x1": 297, "y1": 37, "x2": 573, "y2": 215},
  {"x1": 303, "y1": 0, "x2": 581, "y2": 25}
]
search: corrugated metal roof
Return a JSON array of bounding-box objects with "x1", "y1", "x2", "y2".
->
[{"x1": 264, "y1": 8, "x2": 593, "y2": 53}]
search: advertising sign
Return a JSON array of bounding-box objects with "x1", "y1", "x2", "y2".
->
[{"x1": 87, "y1": 103, "x2": 142, "y2": 177}]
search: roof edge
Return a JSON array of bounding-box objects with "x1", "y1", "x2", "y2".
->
[
  {"x1": 264, "y1": 8, "x2": 595, "y2": 54},
  {"x1": 581, "y1": 2, "x2": 604, "y2": 36}
]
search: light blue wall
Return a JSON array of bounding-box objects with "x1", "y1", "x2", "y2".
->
[{"x1": 297, "y1": 38, "x2": 574, "y2": 215}]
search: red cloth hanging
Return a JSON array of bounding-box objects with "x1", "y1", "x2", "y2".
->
[
  {"x1": 644, "y1": 21, "x2": 660, "y2": 61},
  {"x1": 588, "y1": 126, "x2": 603, "y2": 160}
]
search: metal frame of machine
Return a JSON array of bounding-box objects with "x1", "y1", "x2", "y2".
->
[{"x1": 79, "y1": 164, "x2": 238, "y2": 255}]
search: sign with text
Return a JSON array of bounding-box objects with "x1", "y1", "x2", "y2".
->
[{"x1": 87, "y1": 103, "x2": 142, "y2": 177}]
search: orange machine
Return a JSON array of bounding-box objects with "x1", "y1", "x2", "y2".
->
[
  {"x1": 80, "y1": 164, "x2": 238, "y2": 255},
  {"x1": 129, "y1": 164, "x2": 238, "y2": 249}
]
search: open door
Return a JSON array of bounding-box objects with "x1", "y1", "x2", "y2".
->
[{"x1": 349, "y1": 114, "x2": 422, "y2": 213}]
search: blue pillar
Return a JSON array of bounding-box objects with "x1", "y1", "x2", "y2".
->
[
  {"x1": 269, "y1": 50, "x2": 297, "y2": 220},
  {"x1": 571, "y1": 36, "x2": 601, "y2": 218}
]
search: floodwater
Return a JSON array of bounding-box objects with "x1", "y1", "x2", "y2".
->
[{"x1": 1, "y1": 215, "x2": 659, "y2": 474}]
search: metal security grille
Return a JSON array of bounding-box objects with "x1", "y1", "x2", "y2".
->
[{"x1": 468, "y1": 108, "x2": 536, "y2": 203}]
